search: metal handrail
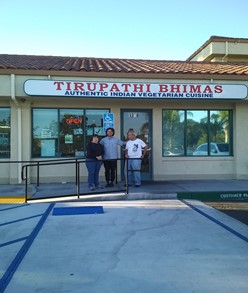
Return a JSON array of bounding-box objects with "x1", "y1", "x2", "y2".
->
[
  {"x1": 1, "y1": 158, "x2": 85, "y2": 187},
  {"x1": 1, "y1": 157, "x2": 143, "y2": 202},
  {"x1": 20, "y1": 158, "x2": 129, "y2": 203},
  {"x1": 21, "y1": 160, "x2": 84, "y2": 202}
]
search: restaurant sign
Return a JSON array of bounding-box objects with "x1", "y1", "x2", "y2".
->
[{"x1": 24, "y1": 80, "x2": 248, "y2": 100}]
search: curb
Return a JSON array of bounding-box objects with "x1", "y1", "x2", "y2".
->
[
  {"x1": 127, "y1": 193, "x2": 177, "y2": 200},
  {"x1": 0, "y1": 196, "x2": 26, "y2": 204},
  {"x1": 0, "y1": 195, "x2": 32, "y2": 204}
]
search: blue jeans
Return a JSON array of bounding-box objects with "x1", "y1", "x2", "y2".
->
[
  {"x1": 126, "y1": 158, "x2": 142, "y2": 186},
  {"x1": 85, "y1": 159, "x2": 102, "y2": 188}
]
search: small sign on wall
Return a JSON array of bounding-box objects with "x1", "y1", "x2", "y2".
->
[
  {"x1": 103, "y1": 113, "x2": 115, "y2": 132},
  {"x1": 128, "y1": 113, "x2": 139, "y2": 118}
]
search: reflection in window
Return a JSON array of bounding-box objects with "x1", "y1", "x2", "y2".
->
[
  {"x1": 162, "y1": 110, "x2": 184, "y2": 156},
  {"x1": 210, "y1": 110, "x2": 229, "y2": 144},
  {"x1": 186, "y1": 110, "x2": 207, "y2": 155},
  {"x1": 0, "y1": 108, "x2": 10, "y2": 158},
  {"x1": 162, "y1": 109, "x2": 232, "y2": 157},
  {"x1": 32, "y1": 109, "x2": 58, "y2": 157}
]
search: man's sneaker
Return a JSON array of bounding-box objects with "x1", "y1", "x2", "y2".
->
[
  {"x1": 109, "y1": 182, "x2": 114, "y2": 187},
  {"x1": 105, "y1": 183, "x2": 111, "y2": 188}
]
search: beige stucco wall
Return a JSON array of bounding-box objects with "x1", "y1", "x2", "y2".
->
[
  {"x1": 233, "y1": 102, "x2": 248, "y2": 178},
  {"x1": 189, "y1": 41, "x2": 248, "y2": 62},
  {"x1": 1, "y1": 74, "x2": 248, "y2": 183}
]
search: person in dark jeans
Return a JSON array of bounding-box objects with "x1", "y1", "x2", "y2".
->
[
  {"x1": 100, "y1": 128, "x2": 124, "y2": 187},
  {"x1": 85, "y1": 135, "x2": 104, "y2": 190}
]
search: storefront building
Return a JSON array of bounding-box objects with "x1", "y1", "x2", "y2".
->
[{"x1": 0, "y1": 36, "x2": 248, "y2": 184}]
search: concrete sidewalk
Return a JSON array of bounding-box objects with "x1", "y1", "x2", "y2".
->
[
  {"x1": 0, "y1": 199, "x2": 248, "y2": 293},
  {"x1": 1, "y1": 179, "x2": 248, "y2": 203}
]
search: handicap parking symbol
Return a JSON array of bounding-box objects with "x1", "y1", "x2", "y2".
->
[
  {"x1": 103, "y1": 113, "x2": 115, "y2": 132},
  {"x1": 103, "y1": 113, "x2": 114, "y2": 123}
]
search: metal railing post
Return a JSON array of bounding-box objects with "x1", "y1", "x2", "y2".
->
[
  {"x1": 125, "y1": 157, "x2": 129, "y2": 194},
  {"x1": 75, "y1": 159, "x2": 78, "y2": 186},
  {"x1": 77, "y1": 161, "x2": 80, "y2": 198},
  {"x1": 37, "y1": 161, "x2": 40, "y2": 187},
  {"x1": 115, "y1": 159, "x2": 118, "y2": 184},
  {"x1": 25, "y1": 166, "x2": 28, "y2": 203}
]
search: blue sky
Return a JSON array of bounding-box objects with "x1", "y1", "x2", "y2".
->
[{"x1": 1, "y1": 0, "x2": 247, "y2": 60}]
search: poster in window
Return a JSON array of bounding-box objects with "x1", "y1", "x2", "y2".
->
[
  {"x1": 74, "y1": 128, "x2": 83, "y2": 135},
  {"x1": 94, "y1": 127, "x2": 105, "y2": 136},
  {"x1": 65, "y1": 134, "x2": 73, "y2": 144},
  {"x1": 41, "y1": 139, "x2": 55, "y2": 157}
]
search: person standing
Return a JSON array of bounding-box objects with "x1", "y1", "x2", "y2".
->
[
  {"x1": 100, "y1": 127, "x2": 124, "y2": 187},
  {"x1": 85, "y1": 135, "x2": 104, "y2": 190},
  {"x1": 125, "y1": 130, "x2": 147, "y2": 187}
]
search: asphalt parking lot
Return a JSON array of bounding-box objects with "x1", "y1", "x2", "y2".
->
[{"x1": 205, "y1": 201, "x2": 248, "y2": 225}]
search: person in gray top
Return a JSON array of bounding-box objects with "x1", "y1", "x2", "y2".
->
[{"x1": 100, "y1": 127, "x2": 124, "y2": 187}]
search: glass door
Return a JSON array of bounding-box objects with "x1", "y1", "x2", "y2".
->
[{"x1": 121, "y1": 109, "x2": 152, "y2": 181}]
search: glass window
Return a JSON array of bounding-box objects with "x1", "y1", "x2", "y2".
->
[
  {"x1": 209, "y1": 110, "x2": 230, "y2": 156},
  {"x1": 210, "y1": 110, "x2": 230, "y2": 143},
  {"x1": 32, "y1": 108, "x2": 109, "y2": 158},
  {"x1": 86, "y1": 109, "x2": 109, "y2": 145},
  {"x1": 162, "y1": 110, "x2": 184, "y2": 156},
  {"x1": 186, "y1": 110, "x2": 208, "y2": 155},
  {"x1": 32, "y1": 109, "x2": 58, "y2": 157},
  {"x1": 60, "y1": 109, "x2": 84, "y2": 157},
  {"x1": 162, "y1": 109, "x2": 232, "y2": 157},
  {"x1": 0, "y1": 108, "x2": 11, "y2": 158}
]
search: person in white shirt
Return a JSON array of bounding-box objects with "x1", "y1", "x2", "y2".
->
[{"x1": 125, "y1": 130, "x2": 147, "y2": 187}]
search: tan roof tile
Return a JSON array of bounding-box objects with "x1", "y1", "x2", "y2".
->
[{"x1": 0, "y1": 54, "x2": 248, "y2": 76}]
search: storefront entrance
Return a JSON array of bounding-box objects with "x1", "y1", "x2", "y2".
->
[{"x1": 121, "y1": 109, "x2": 152, "y2": 181}]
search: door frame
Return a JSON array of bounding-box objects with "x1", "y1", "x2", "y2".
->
[{"x1": 121, "y1": 108, "x2": 153, "y2": 181}]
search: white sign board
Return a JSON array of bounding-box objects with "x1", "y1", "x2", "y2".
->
[{"x1": 24, "y1": 80, "x2": 248, "y2": 100}]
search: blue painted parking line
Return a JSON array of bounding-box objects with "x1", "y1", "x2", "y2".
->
[
  {"x1": 0, "y1": 214, "x2": 44, "y2": 227},
  {"x1": 0, "y1": 203, "x2": 55, "y2": 293},
  {"x1": 0, "y1": 205, "x2": 30, "y2": 212},
  {"x1": 0, "y1": 237, "x2": 28, "y2": 248},
  {"x1": 181, "y1": 199, "x2": 248, "y2": 244}
]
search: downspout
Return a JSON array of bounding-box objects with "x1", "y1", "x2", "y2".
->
[
  {"x1": 222, "y1": 41, "x2": 229, "y2": 62},
  {"x1": 10, "y1": 74, "x2": 22, "y2": 183}
]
